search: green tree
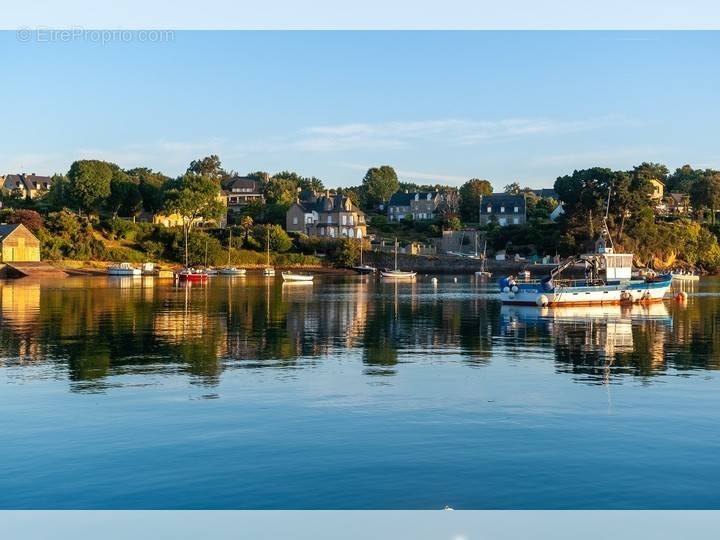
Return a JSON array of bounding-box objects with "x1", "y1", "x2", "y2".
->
[
  {"x1": 187, "y1": 155, "x2": 228, "y2": 182},
  {"x1": 264, "y1": 177, "x2": 298, "y2": 207},
  {"x1": 690, "y1": 171, "x2": 720, "y2": 224},
  {"x1": 504, "y1": 182, "x2": 521, "y2": 195},
  {"x1": 667, "y1": 164, "x2": 702, "y2": 194},
  {"x1": 107, "y1": 175, "x2": 142, "y2": 218},
  {"x1": 459, "y1": 178, "x2": 493, "y2": 222},
  {"x1": 67, "y1": 160, "x2": 114, "y2": 213},
  {"x1": 163, "y1": 173, "x2": 226, "y2": 265},
  {"x1": 253, "y1": 223, "x2": 292, "y2": 253},
  {"x1": 127, "y1": 167, "x2": 169, "y2": 213},
  {"x1": 362, "y1": 165, "x2": 399, "y2": 207},
  {"x1": 334, "y1": 237, "x2": 360, "y2": 267}
]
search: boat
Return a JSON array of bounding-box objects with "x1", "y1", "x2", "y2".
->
[
  {"x1": 381, "y1": 238, "x2": 416, "y2": 279},
  {"x1": 176, "y1": 268, "x2": 208, "y2": 282},
  {"x1": 263, "y1": 228, "x2": 275, "y2": 277},
  {"x1": 282, "y1": 271, "x2": 314, "y2": 282},
  {"x1": 107, "y1": 262, "x2": 141, "y2": 276},
  {"x1": 475, "y1": 239, "x2": 492, "y2": 278},
  {"x1": 219, "y1": 229, "x2": 247, "y2": 276},
  {"x1": 353, "y1": 238, "x2": 376, "y2": 274},
  {"x1": 204, "y1": 268, "x2": 218, "y2": 276},
  {"x1": 670, "y1": 270, "x2": 700, "y2": 282},
  {"x1": 519, "y1": 269, "x2": 531, "y2": 280},
  {"x1": 499, "y1": 219, "x2": 672, "y2": 306}
]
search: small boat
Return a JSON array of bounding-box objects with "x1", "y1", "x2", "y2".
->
[
  {"x1": 282, "y1": 271, "x2": 314, "y2": 282},
  {"x1": 204, "y1": 268, "x2": 218, "y2": 276},
  {"x1": 353, "y1": 239, "x2": 376, "y2": 274},
  {"x1": 381, "y1": 238, "x2": 416, "y2": 279},
  {"x1": 475, "y1": 239, "x2": 492, "y2": 278},
  {"x1": 219, "y1": 230, "x2": 247, "y2": 276},
  {"x1": 519, "y1": 269, "x2": 531, "y2": 280},
  {"x1": 107, "y1": 262, "x2": 141, "y2": 276},
  {"x1": 177, "y1": 268, "x2": 208, "y2": 282},
  {"x1": 263, "y1": 228, "x2": 275, "y2": 277},
  {"x1": 670, "y1": 271, "x2": 700, "y2": 282},
  {"x1": 219, "y1": 267, "x2": 246, "y2": 276}
]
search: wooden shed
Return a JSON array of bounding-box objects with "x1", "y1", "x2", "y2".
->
[{"x1": 0, "y1": 223, "x2": 41, "y2": 262}]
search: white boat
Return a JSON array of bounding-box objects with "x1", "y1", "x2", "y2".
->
[
  {"x1": 499, "y1": 222, "x2": 672, "y2": 307},
  {"x1": 263, "y1": 228, "x2": 275, "y2": 277},
  {"x1": 671, "y1": 271, "x2": 700, "y2": 282},
  {"x1": 107, "y1": 263, "x2": 141, "y2": 276},
  {"x1": 381, "y1": 238, "x2": 416, "y2": 279},
  {"x1": 475, "y1": 239, "x2": 492, "y2": 278},
  {"x1": 281, "y1": 271, "x2": 314, "y2": 282},
  {"x1": 219, "y1": 267, "x2": 246, "y2": 276},
  {"x1": 352, "y1": 239, "x2": 377, "y2": 274},
  {"x1": 219, "y1": 230, "x2": 247, "y2": 276}
]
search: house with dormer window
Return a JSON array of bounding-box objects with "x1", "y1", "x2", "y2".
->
[{"x1": 478, "y1": 193, "x2": 527, "y2": 226}]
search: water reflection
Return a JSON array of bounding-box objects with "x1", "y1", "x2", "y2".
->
[{"x1": 1, "y1": 277, "x2": 720, "y2": 391}]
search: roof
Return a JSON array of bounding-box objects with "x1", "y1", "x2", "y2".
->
[
  {"x1": 668, "y1": 192, "x2": 688, "y2": 204},
  {"x1": 479, "y1": 193, "x2": 527, "y2": 214},
  {"x1": 220, "y1": 176, "x2": 261, "y2": 192},
  {"x1": 530, "y1": 188, "x2": 558, "y2": 199},
  {"x1": 293, "y1": 194, "x2": 364, "y2": 216},
  {"x1": 0, "y1": 223, "x2": 35, "y2": 241},
  {"x1": 2, "y1": 173, "x2": 52, "y2": 192},
  {"x1": 388, "y1": 191, "x2": 440, "y2": 207}
]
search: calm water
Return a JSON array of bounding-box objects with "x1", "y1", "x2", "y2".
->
[{"x1": 0, "y1": 274, "x2": 719, "y2": 509}]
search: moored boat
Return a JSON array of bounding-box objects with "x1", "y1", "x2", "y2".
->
[
  {"x1": 263, "y1": 227, "x2": 275, "y2": 277},
  {"x1": 281, "y1": 271, "x2": 314, "y2": 282},
  {"x1": 499, "y1": 222, "x2": 672, "y2": 307},
  {"x1": 352, "y1": 239, "x2": 376, "y2": 274},
  {"x1": 219, "y1": 267, "x2": 246, "y2": 276},
  {"x1": 176, "y1": 268, "x2": 208, "y2": 282},
  {"x1": 107, "y1": 263, "x2": 142, "y2": 276},
  {"x1": 670, "y1": 271, "x2": 700, "y2": 282},
  {"x1": 381, "y1": 238, "x2": 416, "y2": 279}
]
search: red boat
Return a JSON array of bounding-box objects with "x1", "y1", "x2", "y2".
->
[{"x1": 176, "y1": 269, "x2": 208, "y2": 282}]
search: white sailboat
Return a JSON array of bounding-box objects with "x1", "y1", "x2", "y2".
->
[
  {"x1": 263, "y1": 228, "x2": 275, "y2": 276},
  {"x1": 475, "y1": 239, "x2": 492, "y2": 278},
  {"x1": 219, "y1": 229, "x2": 246, "y2": 276},
  {"x1": 381, "y1": 238, "x2": 416, "y2": 279}
]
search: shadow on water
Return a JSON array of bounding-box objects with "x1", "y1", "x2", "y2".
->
[{"x1": 0, "y1": 275, "x2": 718, "y2": 391}]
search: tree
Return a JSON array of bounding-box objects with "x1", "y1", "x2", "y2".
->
[
  {"x1": 107, "y1": 174, "x2": 142, "y2": 218},
  {"x1": 239, "y1": 215, "x2": 254, "y2": 243},
  {"x1": 667, "y1": 164, "x2": 702, "y2": 194},
  {"x1": 264, "y1": 177, "x2": 298, "y2": 207},
  {"x1": 253, "y1": 223, "x2": 292, "y2": 253},
  {"x1": 362, "y1": 166, "x2": 399, "y2": 206},
  {"x1": 187, "y1": 155, "x2": 228, "y2": 182},
  {"x1": 504, "y1": 182, "x2": 521, "y2": 195},
  {"x1": 459, "y1": 178, "x2": 493, "y2": 222},
  {"x1": 690, "y1": 171, "x2": 720, "y2": 224},
  {"x1": 127, "y1": 167, "x2": 169, "y2": 213},
  {"x1": 7, "y1": 209, "x2": 44, "y2": 233},
  {"x1": 47, "y1": 174, "x2": 70, "y2": 208},
  {"x1": 67, "y1": 160, "x2": 113, "y2": 213},
  {"x1": 632, "y1": 162, "x2": 669, "y2": 184},
  {"x1": 163, "y1": 173, "x2": 226, "y2": 266}
]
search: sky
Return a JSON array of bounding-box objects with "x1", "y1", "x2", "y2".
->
[{"x1": 1, "y1": 31, "x2": 719, "y2": 190}]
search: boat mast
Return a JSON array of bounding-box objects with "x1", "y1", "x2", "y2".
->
[
  {"x1": 481, "y1": 239, "x2": 487, "y2": 273},
  {"x1": 394, "y1": 237, "x2": 398, "y2": 271},
  {"x1": 359, "y1": 238, "x2": 363, "y2": 266},
  {"x1": 227, "y1": 229, "x2": 232, "y2": 267},
  {"x1": 266, "y1": 227, "x2": 271, "y2": 266},
  {"x1": 204, "y1": 238, "x2": 208, "y2": 267}
]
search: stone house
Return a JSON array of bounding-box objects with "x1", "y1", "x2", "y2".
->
[
  {"x1": 387, "y1": 191, "x2": 445, "y2": 222},
  {"x1": 1, "y1": 173, "x2": 53, "y2": 199},
  {"x1": 478, "y1": 194, "x2": 527, "y2": 227},
  {"x1": 286, "y1": 192, "x2": 367, "y2": 238}
]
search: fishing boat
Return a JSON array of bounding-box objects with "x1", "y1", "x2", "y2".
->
[
  {"x1": 499, "y1": 221, "x2": 672, "y2": 306},
  {"x1": 381, "y1": 238, "x2": 416, "y2": 279},
  {"x1": 353, "y1": 239, "x2": 376, "y2": 274},
  {"x1": 219, "y1": 229, "x2": 247, "y2": 276},
  {"x1": 281, "y1": 271, "x2": 314, "y2": 282},
  {"x1": 475, "y1": 239, "x2": 492, "y2": 278},
  {"x1": 107, "y1": 262, "x2": 142, "y2": 276},
  {"x1": 263, "y1": 228, "x2": 275, "y2": 276}
]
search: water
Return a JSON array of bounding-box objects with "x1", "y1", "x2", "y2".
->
[{"x1": 0, "y1": 274, "x2": 718, "y2": 509}]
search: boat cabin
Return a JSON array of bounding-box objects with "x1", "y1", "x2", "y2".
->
[{"x1": 580, "y1": 237, "x2": 633, "y2": 281}]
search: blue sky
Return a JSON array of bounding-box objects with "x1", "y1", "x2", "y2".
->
[{"x1": 1, "y1": 31, "x2": 719, "y2": 189}]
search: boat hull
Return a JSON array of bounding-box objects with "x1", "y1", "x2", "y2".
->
[
  {"x1": 500, "y1": 276, "x2": 672, "y2": 306},
  {"x1": 281, "y1": 272, "x2": 314, "y2": 282},
  {"x1": 380, "y1": 271, "x2": 416, "y2": 279},
  {"x1": 218, "y1": 268, "x2": 246, "y2": 276},
  {"x1": 107, "y1": 268, "x2": 141, "y2": 276},
  {"x1": 177, "y1": 272, "x2": 208, "y2": 282},
  {"x1": 353, "y1": 265, "x2": 376, "y2": 275}
]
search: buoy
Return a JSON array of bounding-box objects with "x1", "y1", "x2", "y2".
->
[
  {"x1": 502, "y1": 286, "x2": 510, "y2": 293},
  {"x1": 676, "y1": 291, "x2": 688, "y2": 302},
  {"x1": 508, "y1": 291, "x2": 515, "y2": 299},
  {"x1": 511, "y1": 285, "x2": 519, "y2": 293},
  {"x1": 431, "y1": 277, "x2": 438, "y2": 284},
  {"x1": 453, "y1": 277, "x2": 457, "y2": 283},
  {"x1": 536, "y1": 295, "x2": 549, "y2": 307}
]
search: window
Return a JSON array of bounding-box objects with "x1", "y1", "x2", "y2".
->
[
  {"x1": 292, "y1": 217, "x2": 298, "y2": 225},
  {"x1": 514, "y1": 206, "x2": 519, "y2": 213},
  {"x1": 342, "y1": 215, "x2": 347, "y2": 225},
  {"x1": 499, "y1": 218, "x2": 507, "y2": 226},
  {"x1": 327, "y1": 215, "x2": 333, "y2": 224},
  {"x1": 487, "y1": 206, "x2": 492, "y2": 213},
  {"x1": 320, "y1": 228, "x2": 325, "y2": 236},
  {"x1": 513, "y1": 218, "x2": 519, "y2": 224},
  {"x1": 500, "y1": 206, "x2": 505, "y2": 213}
]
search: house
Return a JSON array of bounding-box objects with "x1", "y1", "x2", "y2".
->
[
  {"x1": 529, "y1": 188, "x2": 558, "y2": 200},
  {"x1": 221, "y1": 176, "x2": 265, "y2": 212},
  {"x1": 387, "y1": 191, "x2": 444, "y2": 222},
  {"x1": 0, "y1": 223, "x2": 41, "y2": 262},
  {"x1": 1, "y1": 173, "x2": 53, "y2": 199},
  {"x1": 478, "y1": 194, "x2": 527, "y2": 226},
  {"x1": 660, "y1": 192, "x2": 691, "y2": 215},
  {"x1": 286, "y1": 192, "x2": 367, "y2": 238},
  {"x1": 649, "y1": 178, "x2": 664, "y2": 201}
]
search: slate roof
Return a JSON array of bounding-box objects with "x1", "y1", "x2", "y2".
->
[
  {"x1": 294, "y1": 194, "x2": 363, "y2": 215},
  {"x1": 220, "y1": 176, "x2": 261, "y2": 193},
  {"x1": 2, "y1": 173, "x2": 52, "y2": 192},
  {"x1": 387, "y1": 191, "x2": 440, "y2": 207},
  {"x1": 530, "y1": 188, "x2": 558, "y2": 199},
  {"x1": 0, "y1": 223, "x2": 28, "y2": 240},
  {"x1": 479, "y1": 193, "x2": 527, "y2": 214}
]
